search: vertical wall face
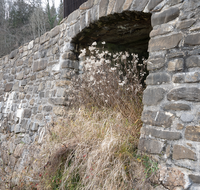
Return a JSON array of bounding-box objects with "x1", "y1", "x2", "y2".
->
[
  {"x1": 140, "y1": 0, "x2": 200, "y2": 189},
  {"x1": 0, "y1": 0, "x2": 200, "y2": 189}
]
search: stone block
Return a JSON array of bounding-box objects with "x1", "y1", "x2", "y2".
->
[
  {"x1": 43, "y1": 106, "x2": 52, "y2": 112},
  {"x1": 32, "y1": 59, "x2": 47, "y2": 72},
  {"x1": 62, "y1": 52, "x2": 77, "y2": 60},
  {"x1": 35, "y1": 113, "x2": 43, "y2": 121},
  {"x1": 131, "y1": 0, "x2": 149, "y2": 11},
  {"x1": 177, "y1": 123, "x2": 184, "y2": 130},
  {"x1": 79, "y1": 0, "x2": 93, "y2": 10},
  {"x1": 14, "y1": 125, "x2": 21, "y2": 134},
  {"x1": 146, "y1": 72, "x2": 171, "y2": 85},
  {"x1": 151, "y1": 7, "x2": 180, "y2": 27},
  {"x1": 99, "y1": 0, "x2": 109, "y2": 17},
  {"x1": 143, "y1": 88, "x2": 165, "y2": 106},
  {"x1": 138, "y1": 138, "x2": 164, "y2": 154},
  {"x1": 9, "y1": 49, "x2": 18, "y2": 59},
  {"x1": 168, "y1": 58, "x2": 184, "y2": 71},
  {"x1": 30, "y1": 123, "x2": 39, "y2": 132},
  {"x1": 180, "y1": 113, "x2": 194, "y2": 123},
  {"x1": 186, "y1": 55, "x2": 200, "y2": 68},
  {"x1": 50, "y1": 26, "x2": 60, "y2": 38},
  {"x1": 16, "y1": 72, "x2": 24, "y2": 80},
  {"x1": 149, "y1": 33, "x2": 183, "y2": 52},
  {"x1": 172, "y1": 145, "x2": 197, "y2": 161},
  {"x1": 185, "y1": 126, "x2": 200, "y2": 142},
  {"x1": 147, "y1": 57, "x2": 165, "y2": 71},
  {"x1": 24, "y1": 109, "x2": 31, "y2": 118},
  {"x1": 4, "y1": 83, "x2": 13, "y2": 92},
  {"x1": 163, "y1": 103, "x2": 191, "y2": 111},
  {"x1": 123, "y1": 0, "x2": 132, "y2": 11},
  {"x1": 114, "y1": 0, "x2": 125, "y2": 13},
  {"x1": 167, "y1": 87, "x2": 200, "y2": 102},
  {"x1": 172, "y1": 73, "x2": 185, "y2": 83},
  {"x1": 61, "y1": 60, "x2": 79, "y2": 69},
  {"x1": 48, "y1": 97, "x2": 66, "y2": 105},
  {"x1": 147, "y1": 0, "x2": 163, "y2": 11},
  {"x1": 107, "y1": 0, "x2": 116, "y2": 14},
  {"x1": 16, "y1": 60, "x2": 23, "y2": 66},
  {"x1": 189, "y1": 175, "x2": 200, "y2": 184},
  {"x1": 141, "y1": 127, "x2": 182, "y2": 140},
  {"x1": 185, "y1": 33, "x2": 200, "y2": 46},
  {"x1": 141, "y1": 110, "x2": 173, "y2": 128},
  {"x1": 150, "y1": 24, "x2": 173, "y2": 38},
  {"x1": 40, "y1": 32, "x2": 50, "y2": 45},
  {"x1": 176, "y1": 19, "x2": 195, "y2": 30}
]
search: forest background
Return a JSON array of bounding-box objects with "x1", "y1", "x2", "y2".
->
[{"x1": 0, "y1": 0, "x2": 64, "y2": 58}]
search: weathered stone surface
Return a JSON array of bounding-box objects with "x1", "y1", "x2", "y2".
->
[
  {"x1": 24, "y1": 109, "x2": 31, "y2": 118},
  {"x1": 9, "y1": 49, "x2": 18, "y2": 59},
  {"x1": 163, "y1": 103, "x2": 191, "y2": 111},
  {"x1": 40, "y1": 32, "x2": 50, "y2": 44},
  {"x1": 172, "y1": 73, "x2": 185, "y2": 83},
  {"x1": 107, "y1": 0, "x2": 116, "y2": 14},
  {"x1": 143, "y1": 88, "x2": 165, "y2": 105},
  {"x1": 185, "y1": 33, "x2": 200, "y2": 46},
  {"x1": 16, "y1": 72, "x2": 24, "y2": 80},
  {"x1": 146, "y1": 73, "x2": 171, "y2": 85},
  {"x1": 138, "y1": 138, "x2": 164, "y2": 154},
  {"x1": 173, "y1": 145, "x2": 197, "y2": 161},
  {"x1": 186, "y1": 56, "x2": 200, "y2": 68},
  {"x1": 43, "y1": 106, "x2": 52, "y2": 112},
  {"x1": 168, "y1": 58, "x2": 184, "y2": 71},
  {"x1": 177, "y1": 123, "x2": 184, "y2": 130},
  {"x1": 61, "y1": 60, "x2": 79, "y2": 69},
  {"x1": 141, "y1": 127, "x2": 182, "y2": 140},
  {"x1": 167, "y1": 87, "x2": 200, "y2": 102},
  {"x1": 99, "y1": 0, "x2": 109, "y2": 17},
  {"x1": 180, "y1": 113, "x2": 194, "y2": 123},
  {"x1": 32, "y1": 59, "x2": 47, "y2": 72},
  {"x1": 31, "y1": 123, "x2": 39, "y2": 132},
  {"x1": 151, "y1": 7, "x2": 180, "y2": 27},
  {"x1": 141, "y1": 111, "x2": 173, "y2": 128},
  {"x1": 147, "y1": 57, "x2": 165, "y2": 71},
  {"x1": 4, "y1": 83, "x2": 13, "y2": 92},
  {"x1": 50, "y1": 26, "x2": 60, "y2": 38},
  {"x1": 62, "y1": 52, "x2": 77, "y2": 60},
  {"x1": 123, "y1": 0, "x2": 132, "y2": 10},
  {"x1": 131, "y1": 0, "x2": 149, "y2": 12},
  {"x1": 114, "y1": 0, "x2": 125, "y2": 13},
  {"x1": 149, "y1": 33, "x2": 183, "y2": 52},
  {"x1": 35, "y1": 113, "x2": 43, "y2": 121},
  {"x1": 79, "y1": 0, "x2": 93, "y2": 10},
  {"x1": 150, "y1": 24, "x2": 173, "y2": 38},
  {"x1": 185, "y1": 126, "x2": 200, "y2": 142},
  {"x1": 49, "y1": 97, "x2": 66, "y2": 105},
  {"x1": 147, "y1": 0, "x2": 163, "y2": 11},
  {"x1": 189, "y1": 175, "x2": 200, "y2": 184},
  {"x1": 176, "y1": 19, "x2": 196, "y2": 30}
]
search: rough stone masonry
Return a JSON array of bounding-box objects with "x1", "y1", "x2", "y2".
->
[{"x1": 0, "y1": 0, "x2": 200, "y2": 189}]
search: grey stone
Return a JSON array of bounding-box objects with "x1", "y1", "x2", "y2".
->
[
  {"x1": 131, "y1": 0, "x2": 149, "y2": 12},
  {"x1": 30, "y1": 123, "x2": 39, "y2": 132},
  {"x1": 48, "y1": 97, "x2": 66, "y2": 105},
  {"x1": 24, "y1": 109, "x2": 31, "y2": 118},
  {"x1": 114, "y1": 0, "x2": 125, "y2": 13},
  {"x1": 141, "y1": 110, "x2": 173, "y2": 128},
  {"x1": 14, "y1": 125, "x2": 21, "y2": 134},
  {"x1": 123, "y1": 0, "x2": 132, "y2": 10},
  {"x1": 16, "y1": 60, "x2": 23, "y2": 66},
  {"x1": 61, "y1": 60, "x2": 79, "y2": 69},
  {"x1": 107, "y1": 0, "x2": 116, "y2": 14},
  {"x1": 143, "y1": 88, "x2": 165, "y2": 105},
  {"x1": 172, "y1": 145, "x2": 197, "y2": 161},
  {"x1": 150, "y1": 24, "x2": 173, "y2": 38},
  {"x1": 141, "y1": 127, "x2": 182, "y2": 140},
  {"x1": 167, "y1": 87, "x2": 200, "y2": 102},
  {"x1": 163, "y1": 103, "x2": 191, "y2": 111},
  {"x1": 40, "y1": 32, "x2": 50, "y2": 45},
  {"x1": 146, "y1": 72, "x2": 171, "y2": 85},
  {"x1": 176, "y1": 19, "x2": 196, "y2": 30},
  {"x1": 32, "y1": 59, "x2": 47, "y2": 72},
  {"x1": 185, "y1": 33, "x2": 200, "y2": 46},
  {"x1": 168, "y1": 58, "x2": 184, "y2": 71},
  {"x1": 189, "y1": 175, "x2": 200, "y2": 184},
  {"x1": 185, "y1": 126, "x2": 200, "y2": 142},
  {"x1": 79, "y1": 0, "x2": 93, "y2": 10},
  {"x1": 99, "y1": 0, "x2": 109, "y2": 17},
  {"x1": 151, "y1": 7, "x2": 180, "y2": 27},
  {"x1": 4, "y1": 83, "x2": 13, "y2": 92},
  {"x1": 138, "y1": 138, "x2": 164, "y2": 154},
  {"x1": 9, "y1": 49, "x2": 18, "y2": 59},
  {"x1": 172, "y1": 73, "x2": 185, "y2": 83},
  {"x1": 190, "y1": 184, "x2": 200, "y2": 190},
  {"x1": 147, "y1": 0, "x2": 163, "y2": 11},
  {"x1": 43, "y1": 106, "x2": 53, "y2": 112},
  {"x1": 180, "y1": 113, "x2": 194, "y2": 123},
  {"x1": 16, "y1": 72, "x2": 24, "y2": 80},
  {"x1": 35, "y1": 113, "x2": 43, "y2": 121},
  {"x1": 49, "y1": 26, "x2": 60, "y2": 38},
  {"x1": 185, "y1": 72, "x2": 200, "y2": 83},
  {"x1": 147, "y1": 57, "x2": 165, "y2": 71},
  {"x1": 62, "y1": 52, "x2": 77, "y2": 60},
  {"x1": 149, "y1": 33, "x2": 183, "y2": 52},
  {"x1": 186, "y1": 56, "x2": 200, "y2": 68}
]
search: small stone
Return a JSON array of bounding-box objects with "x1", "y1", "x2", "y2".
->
[
  {"x1": 180, "y1": 113, "x2": 194, "y2": 123},
  {"x1": 114, "y1": 0, "x2": 125, "y2": 13},
  {"x1": 147, "y1": 0, "x2": 163, "y2": 11},
  {"x1": 40, "y1": 32, "x2": 50, "y2": 44},
  {"x1": 79, "y1": 0, "x2": 93, "y2": 10},
  {"x1": 150, "y1": 24, "x2": 173, "y2": 38},
  {"x1": 49, "y1": 26, "x2": 60, "y2": 38},
  {"x1": 141, "y1": 110, "x2": 173, "y2": 128},
  {"x1": 141, "y1": 127, "x2": 182, "y2": 140},
  {"x1": 35, "y1": 113, "x2": 43, "y2": 121},
  {"x1": 48, "y1": 98, "x2": 66, "y2": 105},
  {"x1": 168, "y1": 58, "x2": 184, "y2": 71},
  {"x1": 185, "y1": 33, "x2": 200, "y2": 46},
  {"x1": 176, "y1": 19, "x2": 196, "y2": 30},
  {"x1": 151, "y1": 7, "x2": 180, "y2": 27},
  {"x1": 185, "y1": 72, "x2": 200, "y2": 83},
  {"x1": 143, "y1": 88, "x2": 165, "y2": 106},
  {"x1": 186, "y1": 55, "x2": 200, "y2": 68},
  {"x1": 172, "y1": 145, "x2": 197, "y2": 161},
  {"x1": 24, "y1": 109, "x2": 31, "y2": 118},
  {"x1": 149, "y1": 33, "x2": 183, "y2": 52},
  {"x1": 107, "y1": 0, "x2": 116, "y2": 14},
  {"x1": 123, "y1": 0, "x2": 132, "y2": 10},
  {"x1": 4, "y1": 83, "x2": 13, "y2": 92},
  {"x1": 172, "y1": 73, "x2": 185, "y2": 83},
  {"x1": 167, "y1": 87, "x2": 200, "y2": 102},
  {"x1": 43, "y1": 106, "x2": 52, "y2": 112},
  {"x1": 14, "y1": 125, "x2": 21, "y2": 134},
  {"x1": 30, "y1": 123, "x2": 39, "y2": 132},
  {"x1": 56, "y1": 80, "x2": 71, "y2": 87},
  {"x1": 62, "y1": 52, "x2": 77, "y2": 60},
  {"x1": 13, "y1": 144, "x2": 24, "y2": 158},
  {"x1": 32, "y1": 59, "x2": 47, "y2": 72},
  {"x1": 131, "y1": 0, "x2": 149, "y2": 11},
  {"x1": 29, "y1": 99, "x2": 35, "y2": 105},
  {"x1": 38, "y1": 82, "x2": 45, "y2": 91},
  {"x1": 146, "y1": 72, "x2": 171, "y2": 85},
  {"x1": 16, "y1": 72, "x2": 24, "y2": 80},
  {"x1": 138, "y1": 138, "x2": 164, "y2": 154},
  {"x1": 189, "y1": 175, "x2": 200, "y2": 184},
  {"x1": 53, "y1": 106, "x2": 67, "y2": 116},
  {"x1": 185, "y1": 126, "x2": 200, "y2": 142},
  {"x1": 147, "y1": 57, "x2": 165, "y2": 71},
  {"x1": 177, "y1": 123, "x2": 184, "y2": 130},
  {"x1": 9, "y1": 49, "x2": 18, "y2": 59},
  {"x1": 163, "y1": 103, "x2": 191, "y2": 111},
  {"x1": 61, "y1": 60, "x2": 79, "y2": 69}
]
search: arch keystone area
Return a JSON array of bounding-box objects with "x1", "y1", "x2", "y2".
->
[{"x1": 0, "y1": 0, "x2": 200, "y2": 189}]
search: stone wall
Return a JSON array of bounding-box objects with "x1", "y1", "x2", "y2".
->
[{"x1": 0, "y1": 0, "x2": 200, "y2": 189}]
